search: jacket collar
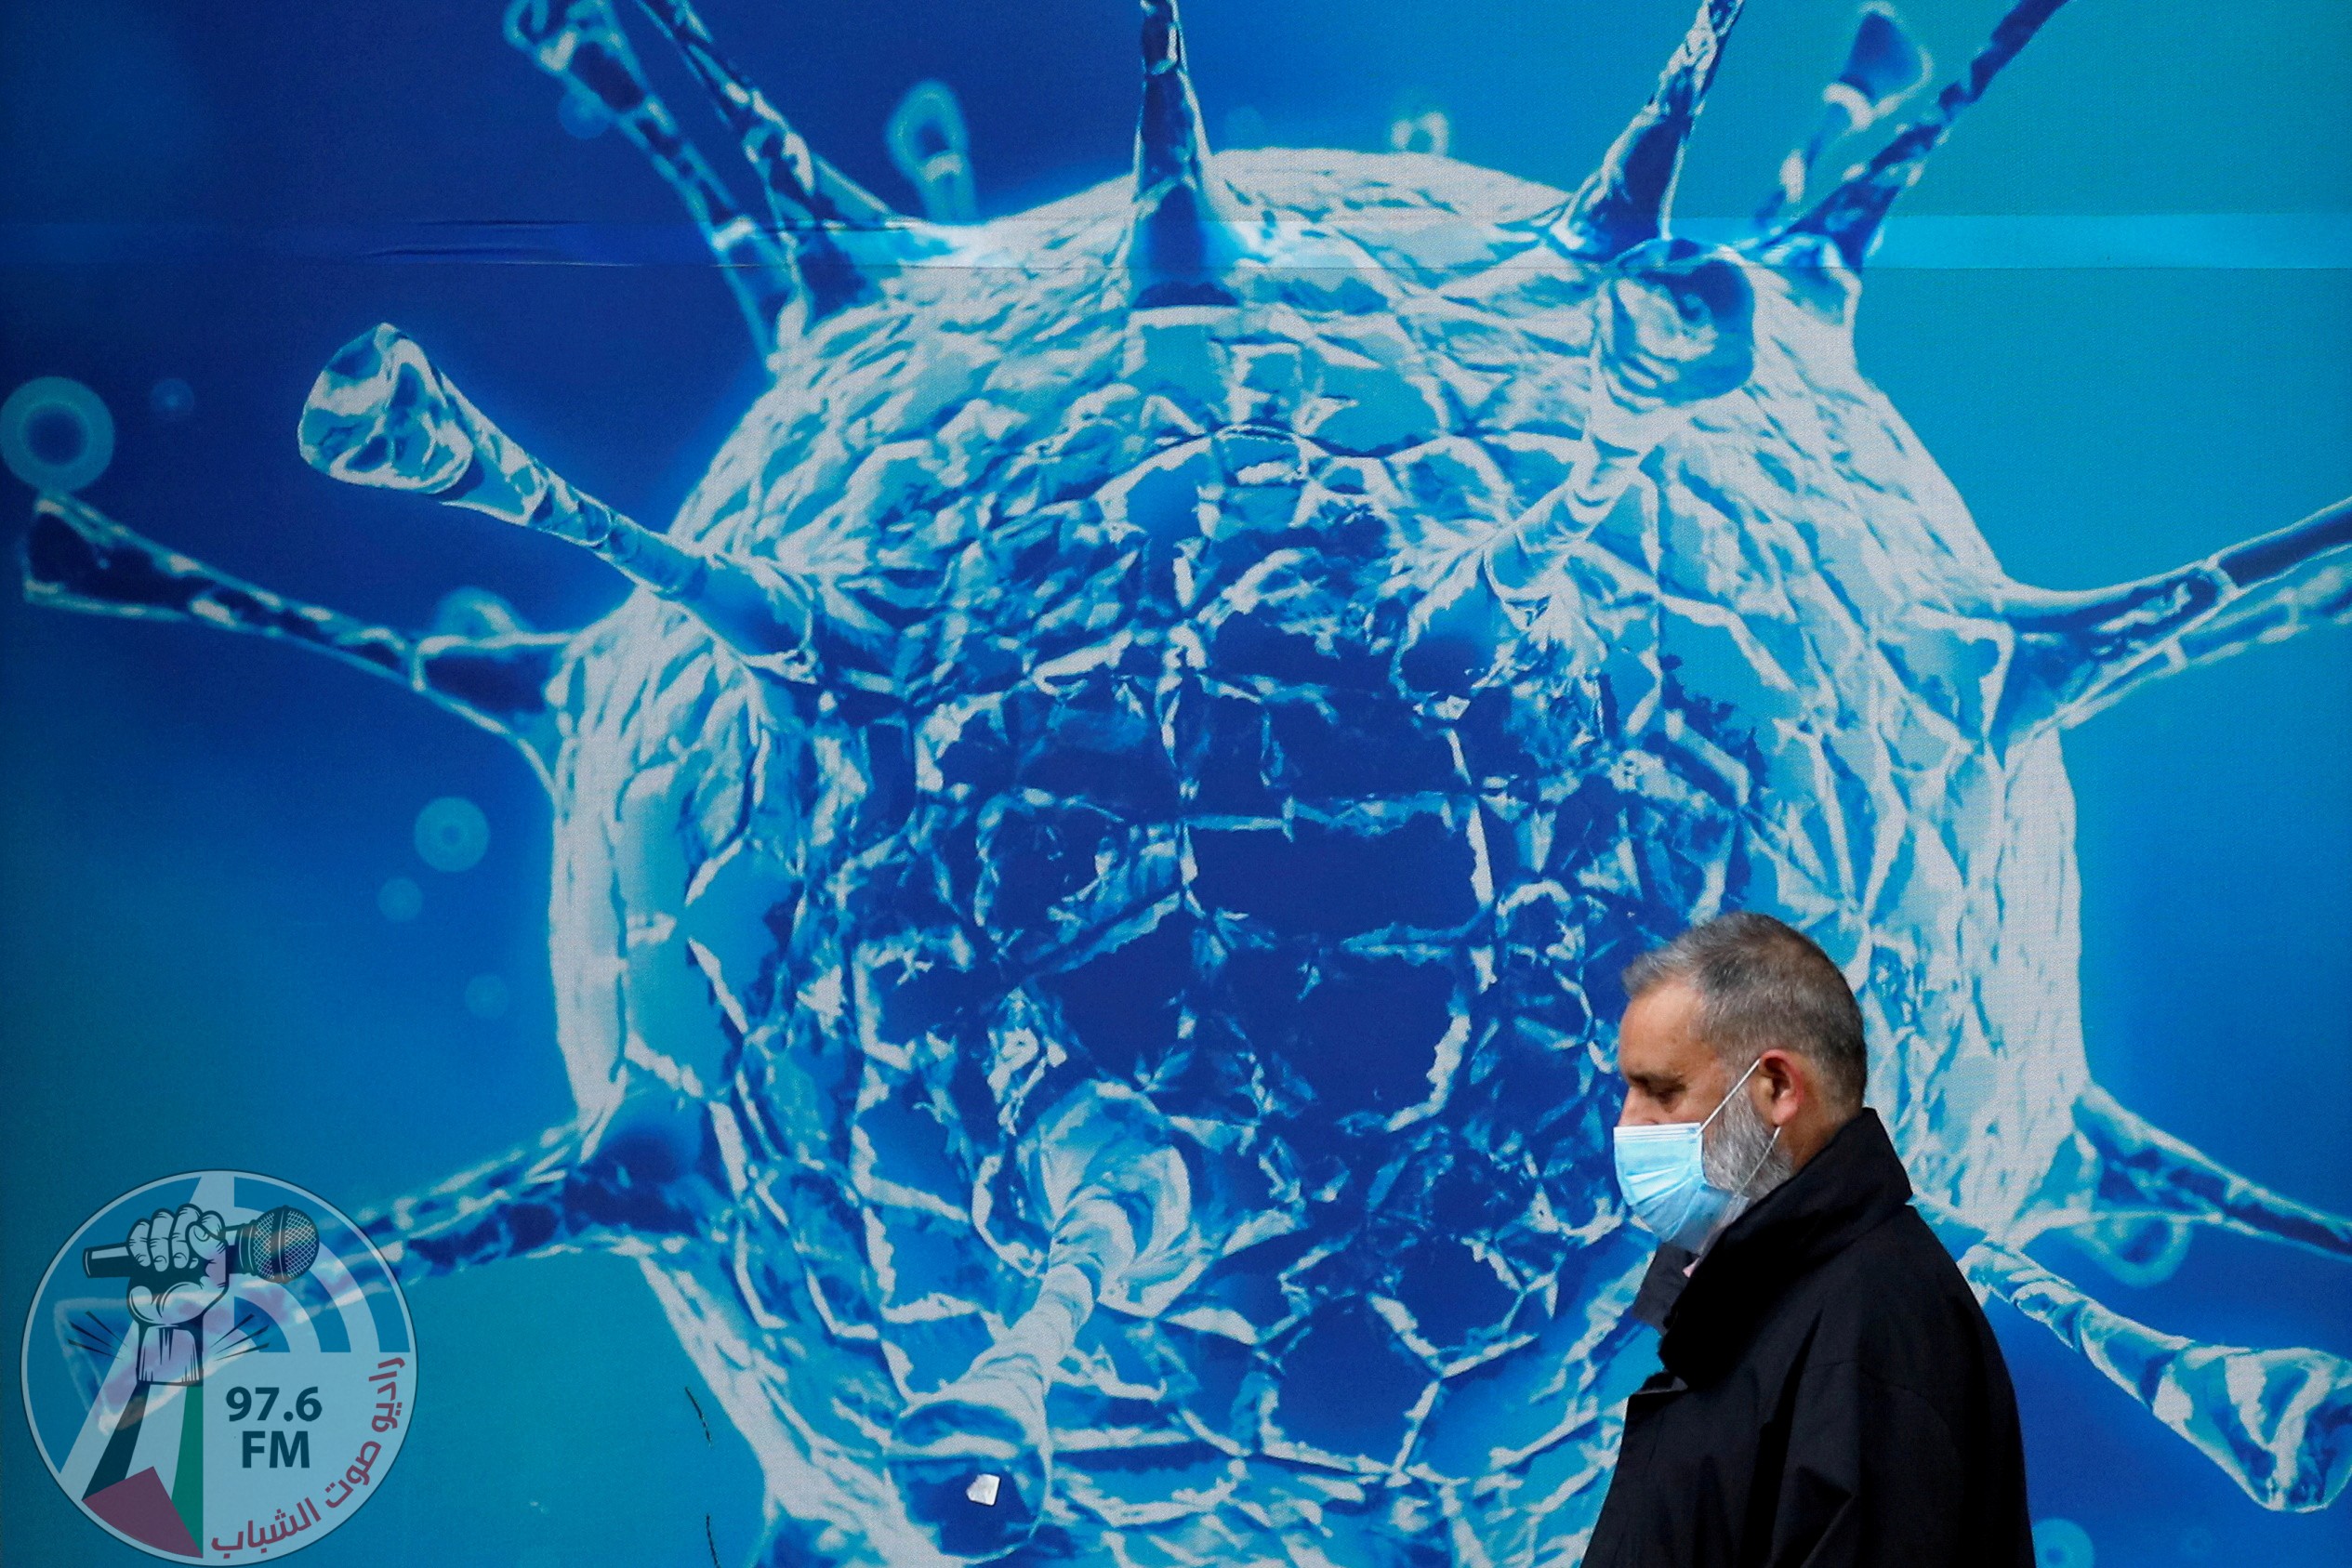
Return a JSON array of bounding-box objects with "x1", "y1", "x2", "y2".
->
[{"x1": 1655, "y1": 1108, "x2": 1914, "y2": 1384}]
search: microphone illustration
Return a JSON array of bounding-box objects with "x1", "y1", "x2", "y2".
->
[{"x1": 82, "y1": 1205, "x2": 320, "y2": 1285}]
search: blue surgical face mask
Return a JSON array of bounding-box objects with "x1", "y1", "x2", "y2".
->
[{"x1": 1613, "y1": 1057, "x2": 1779, "y2": 1252}]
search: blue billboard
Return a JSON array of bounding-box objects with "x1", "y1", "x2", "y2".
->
[{"x1": 5, "y1": 3, "x2": 2347, "y2": 1564}]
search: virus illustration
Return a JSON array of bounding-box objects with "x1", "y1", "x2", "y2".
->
[{"x1": 20, "y1": 0, "x2": 2352, "y2": 1562}]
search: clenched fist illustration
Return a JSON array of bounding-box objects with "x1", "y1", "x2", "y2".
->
[{"x1": 124, "y1": 1204, "x2": 230, "y2": 1385}]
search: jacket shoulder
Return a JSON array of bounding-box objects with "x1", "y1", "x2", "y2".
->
[{"x1": 1802, "y1": 1206, "x2": 2002, "y2": 1389}]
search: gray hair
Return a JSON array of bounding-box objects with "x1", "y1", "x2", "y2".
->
[{"x1": 1620, "y1": 911, "x2": 1867, "y2": 1110}]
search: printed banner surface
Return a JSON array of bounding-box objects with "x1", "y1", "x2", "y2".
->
[{"x1": 4, "y1": 3, "x2": 2347, "y2": 1565}]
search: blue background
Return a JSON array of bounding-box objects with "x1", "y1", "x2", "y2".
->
[{"x1": 3, "y1": 2, "x2": 2347, "y2": 1562}]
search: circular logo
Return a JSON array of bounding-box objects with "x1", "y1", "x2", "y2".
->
[{"x1": 20, "y1": 1172, "x2": 416, "y2": 1561}]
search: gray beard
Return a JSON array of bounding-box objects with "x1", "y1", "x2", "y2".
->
[{"x1": 1703, "y1": 1077, "x2": 1795, "y2": 1203}]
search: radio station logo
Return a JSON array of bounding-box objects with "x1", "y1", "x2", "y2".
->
[{"x1": 20, "y1": 1172, "x2": 416, "y2": 1561}]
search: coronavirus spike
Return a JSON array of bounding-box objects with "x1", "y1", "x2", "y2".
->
[
  {"x1": 504, "y1": 0, "x2": 795, "y2": 349},
  {"x1": 1490, "y1": 239, "x2": 1758, "y2": 584},
  {"x1": 630, "y1": 0, "x2": 938, "y2": 315},
  {"x1": 297, "y1": 324, "x2": 852, "y2": 685},
  {"x1": 1777, "y1": 0, "x2": 2076, "y2": 270},
  {"x1": 1751, "y1": 4, "x2": 1931, "y2": 229},
  {"x1": 1542, "y1": 0, "x2": 1748, "y2": 260},
  {"x1": 360, "y1": 1100, "x2": 722, "y2": 1280},
  {"x1": 1926, "y1": 1205, "x2": 2352, "y2": 1511},
  {"x1": 885, "y1": 1249, "x2": 1091, "y2": 1559},
  {"x1": 888, "y1": 81, "x2": 979, "y2": 224},
  {"x1": 1124, "y1": 0, "x2": 1243, "y2": 307},
  {"x1": 887, "y1": 1085, "x2": 1194, "y2": 1561},
  {"x1": 2016, "y1": 1086, "x2": 2352, "y2": 1260},
  {"x1": 1990, "y1": 493, "x2": 2352, "y2": 735},
  {"x1": 20, "y1": 494, "x2": 567, "y2": 790}
]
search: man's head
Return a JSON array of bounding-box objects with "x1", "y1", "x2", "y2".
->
[{"x1": 1616, "y1": 912, "x2": 1867, "y2": 1190}]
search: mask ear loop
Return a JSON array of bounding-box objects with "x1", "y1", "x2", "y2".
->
[
  {"x1": 1698, "y1": 1054, "x2": 1765, "y2": 1133},
  {"x1": 1703, "y1": 1055, "x2": 1786, "y2": 1203},
  {"x1": 1736, "y1": 1126, "x2": 1784, "y2": 1195}
]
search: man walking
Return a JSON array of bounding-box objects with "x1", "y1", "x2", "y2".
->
[{"x1": 1584, "y1": 912, "x2": 2034, "y2": 1566}]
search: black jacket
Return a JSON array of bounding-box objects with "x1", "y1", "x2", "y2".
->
[{"x1": 1583, "y1": 1110, "x2": 2033, "y2": 1568}]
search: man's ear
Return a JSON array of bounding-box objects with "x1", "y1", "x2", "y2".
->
[{"x1": 1756, "y1": 1048, "x2": 1805, "y2": 1127}]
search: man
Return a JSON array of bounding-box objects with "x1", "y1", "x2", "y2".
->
[{"x1": 1583, "y1": 912, "x2": 2034, "y2": 1567}]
